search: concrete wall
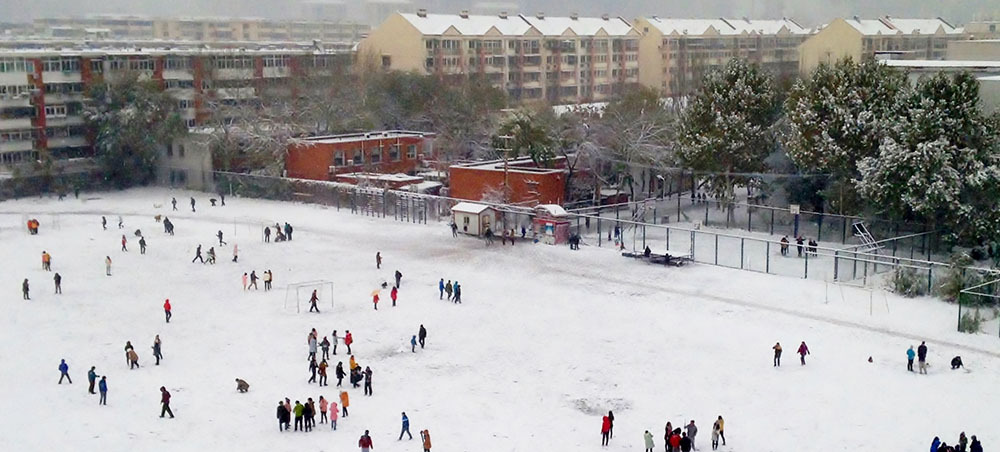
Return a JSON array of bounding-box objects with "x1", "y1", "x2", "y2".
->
[
  {"x1": 798, "y1": 18, "x2": 863, "y2": 74},
  {"x1": 356, "y1": 13, "x2": 426, "y2": 72},
  {"x1": 948, "y1": 40, "x2": 1000, "y2": 61}
]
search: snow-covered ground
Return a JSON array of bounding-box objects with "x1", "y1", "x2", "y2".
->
[{"x1": 1, "y1": 188, "x2": 997, "y2": 452}]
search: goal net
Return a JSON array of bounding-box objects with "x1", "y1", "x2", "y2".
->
[
  {"x1": 234, "y1": 216, "x2": 274, "y2": 242},
  {"x1": 284, "y1": 280, "x2": 335, "y2": 313}
]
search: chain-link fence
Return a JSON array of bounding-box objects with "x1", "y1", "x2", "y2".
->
[{"x1": 958, "y1": 277, "x2": 1000, "y2": 337}]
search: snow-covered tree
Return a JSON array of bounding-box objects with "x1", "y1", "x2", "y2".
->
[
  {"x1": 783, "y1": 58, "x2": 908, "y2": 213},
  {"x1": 84, "y1": 72, "x2": 186, "y2": 187},
  {"x1": 678, "y1": 59, "x2": 779, "y2": 208},
  {"x1": 856, "y1": 72, "x2": 1000, "y2": 244}
]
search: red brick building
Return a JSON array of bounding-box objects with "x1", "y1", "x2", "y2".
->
[
  {"x1": 285, "y1": 131, "x2": 434, "y2": 181},
  {"x1": 448, "y1": 156, "x2": 568, "y2": 206}
]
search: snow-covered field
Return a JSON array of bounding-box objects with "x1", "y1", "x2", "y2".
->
[{"x1": 1, "y1": 188, "x2": 997, "y2": 452}]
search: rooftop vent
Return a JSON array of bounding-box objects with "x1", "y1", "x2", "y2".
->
[
  {"x1": 459, "y1": 10, "x2": 469, "y2": 19},
  {"x1": 536, "y1": 12, "x2": 545, "y2": 20},
  {"x1": 417, "y1": 9, "x2": 427, "y2": 18},
  {"x1": 570, "y1": 13, "x2": 579, "y2": 20},
  {"x1": 601, "y1": 13, "x2": 610, "y2": 21},
  {"x1": 499, "y1": 11, "x2": 508, "y2": 19}
]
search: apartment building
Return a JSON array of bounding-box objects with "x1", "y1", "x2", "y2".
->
[
  {"x1": 0, "y1": 43, "x2": 350, "y2": 166},
  {"x1": 32, "y1": 15, "x2": 369, "y2": 44},
  {"x1": 798, "y1": 17, "x2": 966, "y2": 74},
  {"x1": 635, "y1": 17, "x2": 811, "y2": 97},
  {"x1": 357, "y1": 10, "x2": 641, "y2": 104}
]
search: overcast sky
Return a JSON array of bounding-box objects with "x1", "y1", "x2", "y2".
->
[{"x1": 4, "y1": 0, "x2": 999, "y2": 27}]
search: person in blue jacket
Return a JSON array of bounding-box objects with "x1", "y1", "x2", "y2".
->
[
  {"x1": 98, "y1": 377, "x2": 108, "y2": 405},
  {"x1": 907, "y1": 346, "x2": 916, "y2": 372},
  {"x1": 58, "y1": 359, "x2": 72, "y2": 384},
  {"x1": 438, "y1": 278, "x2": 445, "y2": 300},
  {"x1": 398, "y1": 411, "x2": 413, "y2": 440},
  {"x1": 931, "y1": 436, "x2": 941, "y2": 452},
  {"x1": 411, "y1": 335, "x2": 418, "y2": 353}
]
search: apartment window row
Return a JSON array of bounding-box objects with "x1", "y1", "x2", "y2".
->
[
  {"x1": 0, "y1": 58, "x2": 34, "y2": 73},
  {"x1": 263, "y1": 55, "x2": 289, "y2": 68},
  {"x1": 0, "y1": 129, "x2": 36, "y2": 142},
  {"x1": 42, "y1": 57, "x2": 80, "y2": 73},
  {"x1": 165, "y1": 79, "x2": 195, "y2": 89},
  {"x1": 0, "y1": 84, "x2": 33, "y2": 98},
  {"x1": 165, "y1": 56, "x2": 192, "y2": 70},
  {"x1": 178, "y1": 99, "x2": 193, "y2": 109},
  {"x1": 212, "y1": 56, "x2": 254, "y2": 70},
  {"x1": 43, "y1": 82, "x2": 84, "y2": 94},
  {"x1": 426, "y1": 56, "x2": 463, "y2": 68},
  {"x1": 44, "y1": 105, "x2": 67, "y2": 118},
  {"x1": 333, "y1": 144, "x2": 414, "y2": 166},
  {"x1": 0, "y1": 150, "x2": 36, "y2": 164},
  {"x1": 44, "y1": 125, "x2": 85, "y2": 138}
]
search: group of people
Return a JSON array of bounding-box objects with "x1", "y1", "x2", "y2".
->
[
  {"x1": 931, "y1": 433, "x2": 984, "y2": 452},
  {"x1": 242, "y1": 270, "x2": 274, "y2": 291},
  {"x1": 437, "y1": 278, "x2": 462, "y2": 303},
  {"x1": 25, "y1": 218, "x2": 40, "y2": 234},
  {"x1": 264, "y1": 222, "x2": 294, "y2": 242},
  {"x1": 275, "y1": 395, "x2": 343, "y2": 432},
  {"x1": 771, "y1": 341, "x2": 810, "y2": 366},
  {"x1": 779, "y1": 236, "x2": 819, "y2": 257}
]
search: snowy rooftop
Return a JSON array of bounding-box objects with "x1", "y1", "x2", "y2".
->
[
  {"x1": 399, "y1": 12, "x2": 535, "y2": 36},
  {"x1": 335, "y1": 172, "x2": 422, "y2": 183},
  {"x1": 519, "y1": 14, "x2": 636, "y2": 37},
  {"x1": 451, "y1": 201, "x2": 493, "y2": 213},
  {"x1": 844, "y1": 17, "x2": 962, "y2": 35},
  {"x1": 300, "y1": 131, "x2": 432, "y2": 145},
  {"x1": 535, "y1": 204, "x2": 569, "y2": 217},
  {"x1": 451, "y1": 156, "x2": 566, "y2": 174},
  {"x1": 881, "y1": 59, "x2": 1000, "y2": 69},
  {"x1": 644, "y1": 17, "x2": 810, "y2": 36}
]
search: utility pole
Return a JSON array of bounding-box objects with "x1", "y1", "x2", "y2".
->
[{"x1": 497, "y1": 135, "x2": 513, "y2": 204}]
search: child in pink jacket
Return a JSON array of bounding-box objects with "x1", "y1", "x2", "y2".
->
[
  {"x1": 319, "y1": 396, "x2": 329, "y2": 424},
  {"x1": 329, "y1": 402, "x2": 339, "y2": 430}
]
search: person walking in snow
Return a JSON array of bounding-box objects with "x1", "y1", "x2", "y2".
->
[
  {"x1": 376, "y1": 251, "x2": 381, "y2": 269},
  {"x1": 363, "y1": 366, "x2": 373, "y2": 396},
  {"x1": 918, "y1": 341, "x2": 928, "y2": 374},
  {"x1": 907, "y1": 346, "x2": 916, "y2": 372},
  {"x1": 711, "y1": 421, "x2": 720, "y2": 450},
  {"x1": 308, "y1": 335, "x2": 318, "y2": 361},
  {"x1": 293, "y1": 401, "x2": 304, "y2": 431},
  {"x1": 264, "y1": 226, "x2": 271, "y2": 243},
  {"x1": 780, "y1": 236, "x2": 789, "y2": 256},
  {"x1": 41, "y1": 251, "x2": 52, "y2": 271},
  {"x1": 160, "y1": 387, "x2": 174, "y2": 418},
  {"x1": 410, "y1": 335, "x2": 417, "y2": 353},
  {"x1": 339, "y1": 390, "x2": 349, "y2": 417},
  {"x1": 264, "y1": 270, "x2": 272, "y2": 291},
  {"x1": 451, "y1": 222, "x2": 458, "y2": 237},
  {"x1": 105, "y1": 256, "x2": 112, "y2": 276},
  {"x1": 331, "y1": 329, "x2": 339, "y2": 355},
  {"x1": 102, "y1": 216, "x2": 107, "y2": 230},
  {"x1": 318, "y1": 396, "x2": 328, "y2": 424},
  {"x1": 58, "y1": 359, "x2": 72, "y2": 384},
  {"x1": 444, "y1": 280, "x2": 453, "y2": 301},
  {"x1": 797, "y1": 341, "x2": 810, "y2": 365},
  {"x1": 139, "y1": 236, "x2": 146, "y2": 254},
  {"x1": 685, "y1": 420, "x2": 698, "y2": 450},
  {"x1": 319, "y1": 359, "x2": 329, "y2": 386},
  {"x1": 601, "y1": 414, "x2": 611, "y2": 446},
  {"x1": 329, "y1": 401, "x2": 338, "y2": 430},
  {"x1": 121, "y1": 234, "x2": 128, "y2": 252},
  {"x1": 231, "y1": 244, "x2": 238, "y2": 263},
  {"x1": 163, "y1": 299, "x2": 172, "y2": 323},
  {"x1": 217, "y1": 230, "x2": 226, "y2": 246},
  {"x1": 242, "y1": 273, "x2": 248, "y2": 290},
  {"x1": 22, "y1": 278, "x2": 29, "y2": 300},
  {"x1": 163, "y1": 217, "x2": 174, "y2": 235},
  {"x1": 344, "y1": 331, "x2": 353, "y2": 354},
  {"x1": 391, "y1": 286, "x2": 398, "y2": 307},
  {"x1": 249, "y1": 271, "x2": 259, "y2": 290},
  {"x1": 321, "y1": 336, "x2": 331, "y2": 360},
  {"x1": 124, "y1": 341, "x2": 134, "y2": 365},
  {"x1": 308, "y1": 357, "x2": 318, "y2": 384},
  {"x1": 644, "y1": 430, "x2": 655, "y2": 452},
  {"x1": 152, "y1": 335, "x2": 163, "y2": 365},
  {"x1": 87, "y1": 366, "x2": 98, "y2": 394},
  {"x1": 418, "y1": 325, "x2": 427, "y2": 349},
  {"x1": 206, "y1": 247, "x2": 216, "y2": 264},
  {"x1": 453, "y1": 281, "x2": 462, "y2": 303},
  {"x1": 395, "y1": 270, "x2": 402, "y2": 288},
  {"x1": 421, "y1": 429, "x2": 432, "y2": 451},
  {"x1": 399, "y1": 411, "x2": 413, "y2": 440},
  {"x1": 607, "y1": 410, "x2": 615, "y2": 438},
  {"x1": 191, "y1": 245, "x2": 204, "y2": 263},
  {"x1": 335, "y1": 361, "x2": 345, "y2": 387},
  {"x1": 714, "y1": 416, "x2": 725, "y2": 446},
  {"x1": 773, "y1": 342, "x2": 783, "y2": 367},
  {"x1": 127, "y1": 349, "x2": 139, "y2": 369},
  {"x1": 309, "y1": 289, "x2": 320, "y2": 313},
  {"x1": 277, "y1": 401, "x2": 290, "y2": 431},
  {"x1": 190, "y1": 197, "x2": 196, "y2": 212},
  {"x1": 359, "y1": 430, "x2": 374, "y2": 452},
  {"x1": 372, "y1": 292, "x2": 379, "y2": 310},
  {"x1": 439, "y1": 278, "x2": 445, "y2": 299},
  {"x1": 54, "y1": 273, "x2": 61, "y2": 294},
  {"x1": 98, "y1": 376, "x2": 107, "y2": 405},
  {"x1": 303, "y1": 398, "x2": 314, "y2": 431}
]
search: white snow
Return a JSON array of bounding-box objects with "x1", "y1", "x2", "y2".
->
[{"x1": 1, "y1": 188, "x2": 998, "y2": 451}]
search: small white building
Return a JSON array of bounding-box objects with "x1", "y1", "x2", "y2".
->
[
  {"x1": 451, "y1": 202, "x2": 497, "y2": 237},
  {"x1": 158, "y1": 132, "x2": 214, "y2": 190}
]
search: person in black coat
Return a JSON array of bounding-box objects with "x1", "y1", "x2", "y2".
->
[
  {"x1": 302, "y1": 401, "x2": 314, "y2": 432},
  {"x1": 970, "y1": 435, "x2": 983, "y2": 452},
  {"x1": 277, "y1": 401, "x2": 290, "y2": 431},
  {"x1": 951, "y1": 356, "x2": 964, "y2": 369},
  {"x1": 335, "y1": 362, "x2": 346, "y2": 387},
  {"x1": 418, "y1": 325, "x2": 427, "y2": 349}
]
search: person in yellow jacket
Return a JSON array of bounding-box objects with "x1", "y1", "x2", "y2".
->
[
  {"x1": 339, "y1": 390, "x2": 349, "y2": 417},
  {"x1": 349, "y1": 355, "x2": 358, "y2": 371},
  {"x1": 41, "y1": 251, "x2": 52, "y2": 271},
  {"x1": 421, "y1": 429, "x2": 432, "y2": 452},
  {"x1": 714, "y1": 416, "x2": 725, "y2": 446}
]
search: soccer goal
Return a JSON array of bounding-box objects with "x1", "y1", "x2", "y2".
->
[
  {"x1": 234, "y1": 217, "x2": 273, "y2": 242},
  {"x1": 284, "y1": 280, "x2": 335, "y2": 313}
]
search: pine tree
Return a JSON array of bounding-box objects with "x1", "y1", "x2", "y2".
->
[{"x1": 679, "y1": 59, "x2": 779, "y2": 209}]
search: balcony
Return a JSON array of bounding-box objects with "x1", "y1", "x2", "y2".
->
[{"x1": 0, "y1": 140, "x2": 34, "y2": 153}]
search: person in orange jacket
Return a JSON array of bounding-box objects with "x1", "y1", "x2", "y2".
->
[
  {"x1": 41, "y1": 251, "x2": 52, "y2": 271},
  {"x1": 372, "y1": 292, "x2": 379, "y2": 310},
  {"x1": 339, "y1": 390, "x2": 349, "y2": 417},
  {"x1": 421, "y1": 429, "x2": 432, "y2": 452}
]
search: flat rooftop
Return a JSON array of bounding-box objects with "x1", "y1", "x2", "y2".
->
[
  {"x1": 451, "y1": 156, "x2": 566, "y2": 174},
  {"x1": 300, "y1": 130, "x2": 433, "y2": 145}
]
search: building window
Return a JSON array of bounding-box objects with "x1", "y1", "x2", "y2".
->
[
  {"x1": 177, "y1": 145, "x2": 185, "y2": 158},
  {"x1": 44, "y1": 105, "x2": 67, "y2": 118},
  {"x1": 333, "y1": 151, "x2": 345, "y2": 166},
  {"x1": 129, "y1": 58, "x2": 154, "y2": 71},
  {"x1": 0, "y1": 58, "x2": 33, "y2": 73},
  {"x1": 165, "y1": 57, "x2": 191, "y2": 70},
  {"x1": 178, "y1": 99, "x2": 192, "y2": 109},
  {"x1": 389, "y1": 144, "x2": 400, "y2": 161},
  {"x1": 166, "y1": 146, "x2": 173, "y2": 158},
  {"x1": 185, "y1": 119, "x2": 197, "y2": 128},
  {"x1": 381, "y1": 56, "x2": 391, "y2": 68},
  {"x1": 407, "y1": 144, "x2": 417, "y2": 159},
  {"x1": 370, "y1": 146, "x2": 382, "y2": 164},
  {"x1": 353, "y1": 149, "x2": 363, "y2": 165}
]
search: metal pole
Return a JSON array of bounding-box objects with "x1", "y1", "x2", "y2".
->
[
  {"x1": 770, "y1": 208, "x2": 775, "y2": 235},
  {"x1": 714, "y1": 234, "x2": 719, "y2": 265},
  {"x1": 598, "y1": 214, "x2": 602, "y2": 247},
  {"x1": 690, "y1": 230, "x2": 696, "y2": 260},
  {"x1": 747, "y1": 207, "x2": 752, "y2": 232},
  {"x1": 834, "y1": 250, "x2": 839, "y2": 280},
  {"x1": 804, "y1": 249, "x2": 809, "y2": 279},
  {"x1": 642, "y1": 225, "x2": 646, "y2": 249},
  {"x1": 740, "y1": 238, "x2": 745, "y2": 269},
  {"x1": 666, "y1": 227, "x2": 670, "y2": 250},
  {"x1": 677, "y1": 183, "x2": 682, "y2": 222},
  {"x1": 957, "y1": 292, "x2": 963, "y2": 332},
  {"x1": 766, "y1": 242, "x2": 770, "y2": 273},
  {"x1": 704, "y1": 201, "x2": 709, "y2": 225},
  {"x1": 842, "y1": 218, "x2": 847, "y2": 244}
]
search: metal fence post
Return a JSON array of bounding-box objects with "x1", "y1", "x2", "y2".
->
[
  {"x1": 704, "y1": 202, "x2": 709, "y2": 225},
  {"x1": 833, "y1": 250, "x2": 839, "y2": 280},
  {"x1": 666, "y1": 227, "x2": 670, "y2": 250},
  {"x1": 842, "y1": 219, "x2": 848, "y2": 244},
  {"x1": 804, "y1": 250, "x2": 809, "y2": 278},
  {"x1": 747, "y1": 207, "x2": 752, "y2": 232},
  {"x1": 691, "y1": 230, "x2": 696, "y2": 259},
  {"x1": 598, "y1": 214, "x2": 602, "y2": 247},
  {"x1": 714, "y1": 234, "x2": 719, "y2": 265},
  {"x1": 642, "y1": 225, "x2": 646, "y2": 249},
  {"x1": 770, "y1": 209, "x2": 775, "y2": 235},
  {"x1": 740, "y1": 238, "x2": 745, "y2": 269},
  {"x1": 927, "y1": 267, "x2": 933, "y2": 295},
  {"x1": 766, "y1": 242, "x2": 771, "y2": 273}
]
